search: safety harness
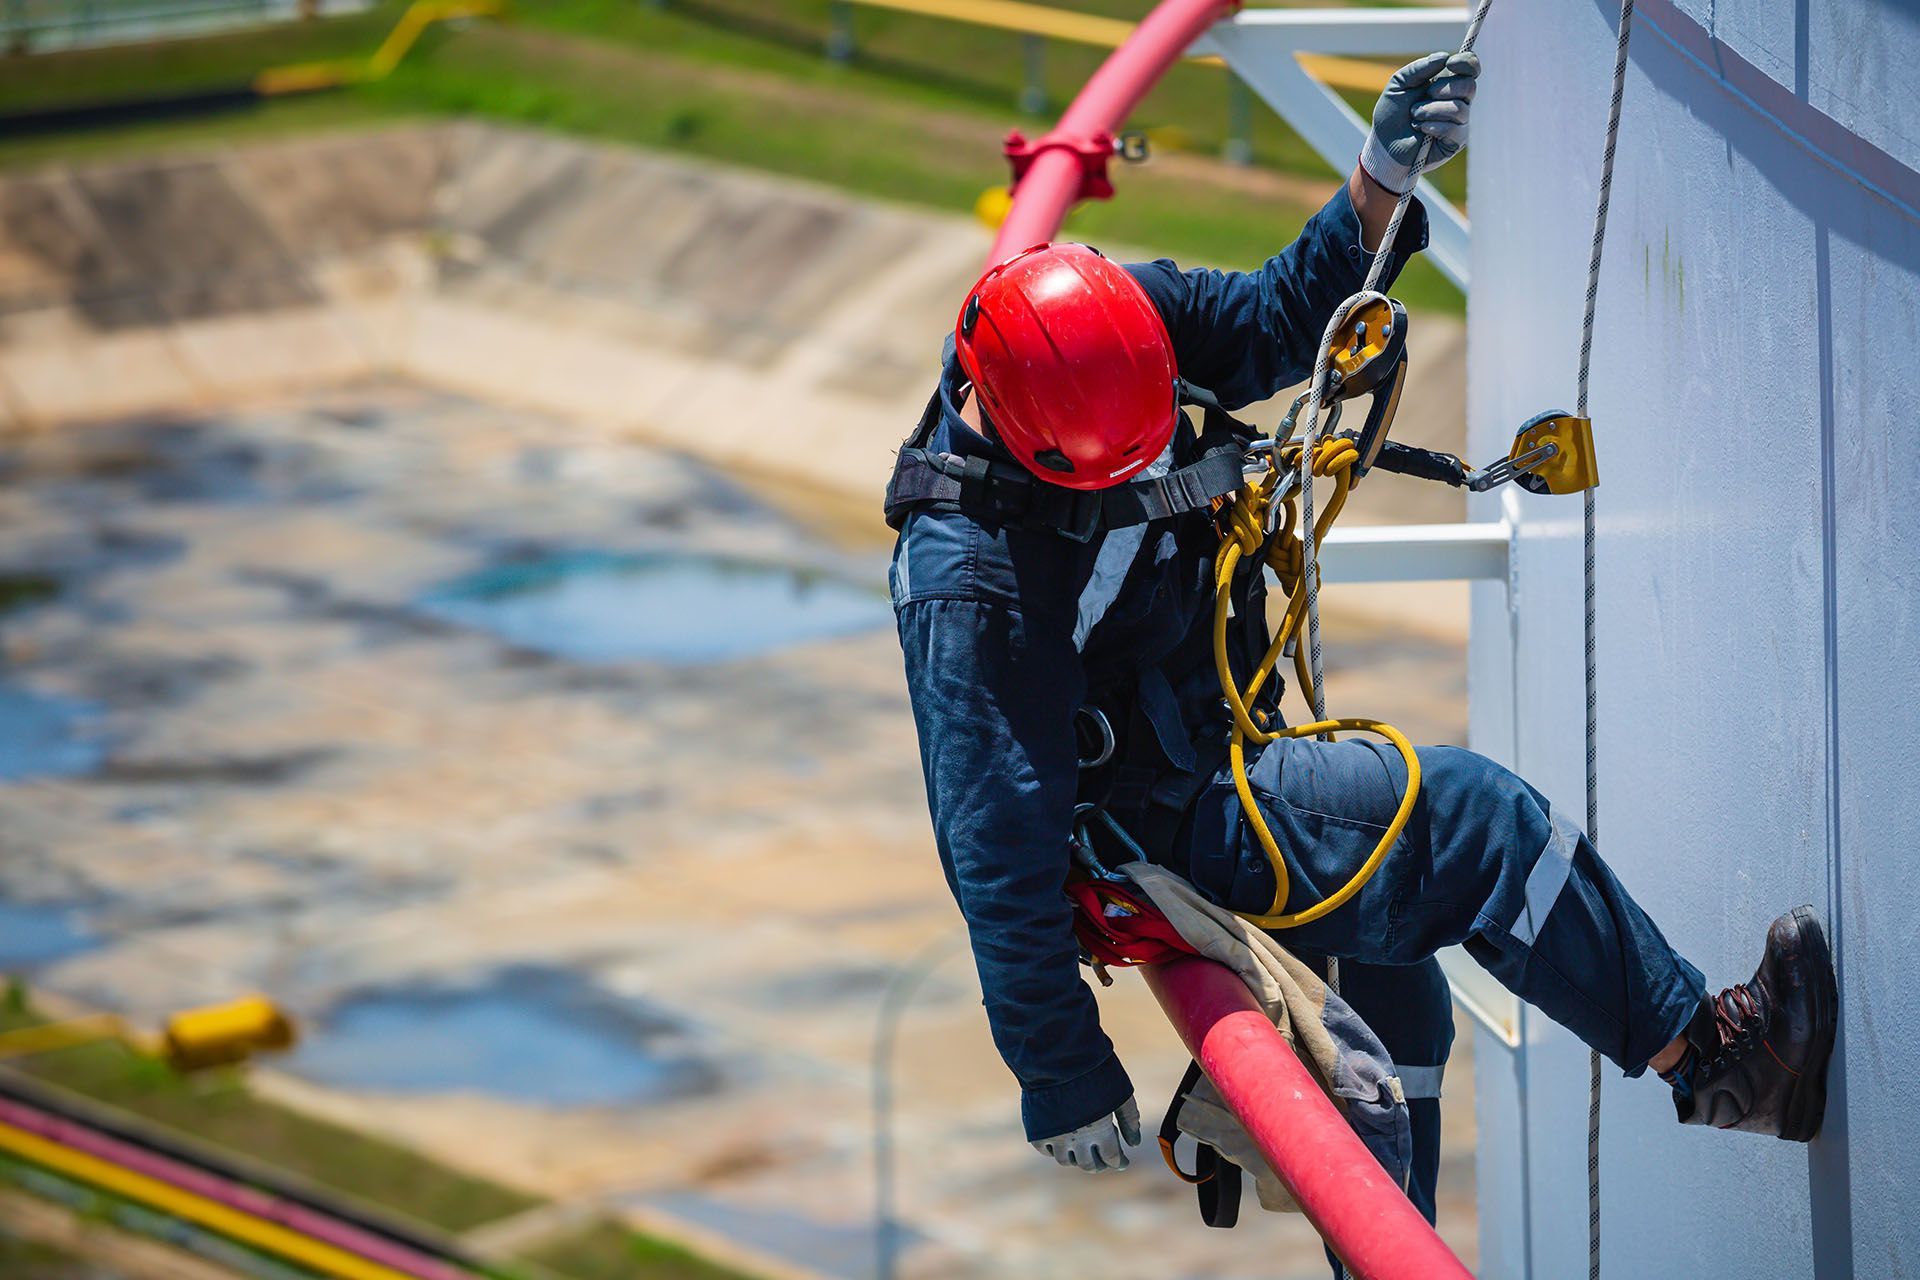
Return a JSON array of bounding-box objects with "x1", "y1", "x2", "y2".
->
[
  {"x1": 884, "y1": 375, "x2": 1250, "y2": 542},
  {"x1": 885, "y1": 319, "x2": 1598, "y2": 928}
]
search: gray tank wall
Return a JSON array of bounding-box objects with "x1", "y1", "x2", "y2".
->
[{"x1": 1466, "y1": 1, "x2": 1920, "y2": 1275}]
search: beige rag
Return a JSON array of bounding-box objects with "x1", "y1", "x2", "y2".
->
[{"x1": 1121, "y1": 862, "x2": 1408, "y2": 1213}]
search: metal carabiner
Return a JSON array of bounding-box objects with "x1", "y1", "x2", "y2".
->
[
  {"x1": 1070, "y1": 802, "x2": 1128, "y2": 882},
  {"x1": 1075, "y1": 706, "x2": 1116, "y2": 770}
]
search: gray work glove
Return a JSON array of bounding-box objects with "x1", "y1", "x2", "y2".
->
[
  {"x1": 1030, "y1": 1096, "x2": 1141, "y2": 1173},
  {"x1": 1360, "y1": 50, "x2": 1481, "y2": 195}
]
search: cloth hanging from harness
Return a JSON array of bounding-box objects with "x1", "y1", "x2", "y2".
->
[
  {"x1": 883, "y1": 373, "x2": 1252, "y2": 542},
  {"x1": 1070, "y1": 863, "x2": 1412, "y2": 1223}
]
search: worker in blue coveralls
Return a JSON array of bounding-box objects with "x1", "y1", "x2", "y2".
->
[{"x1": 881, "y1": 50, "x2": 1839, "y2": 1246}]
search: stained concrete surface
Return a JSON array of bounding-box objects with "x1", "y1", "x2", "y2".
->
[
  {"x1": 0, "y1": 385, "x2": 1473, "y2": 1279},
  {"x1": 0, "y1": 128, "x2": 1477, "y2": 1279}
]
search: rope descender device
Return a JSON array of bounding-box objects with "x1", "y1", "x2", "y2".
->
[
  {"x1": 1368, "y1": 408, "x2": 1601, "y2": 495},
  {"x1": 1324, "y1": 294, "x2": 1410, "y2": 481}
]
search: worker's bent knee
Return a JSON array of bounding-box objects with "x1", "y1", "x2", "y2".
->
[{"x1": 1415, "y1": 745, "x2": 1553, "y2": 844}]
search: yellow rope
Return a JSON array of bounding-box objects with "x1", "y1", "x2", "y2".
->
[{"x1": 1211, "y1": 437, "x2": 1421, "y2": 929}]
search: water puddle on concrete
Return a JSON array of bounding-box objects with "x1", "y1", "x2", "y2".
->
[
  {"x1": 0, "y1": 686, "x2": 108, "y2": 781},
  {"x1": 0, "y1": 901, "x2": 100, "y2": 972},
  {"x1": 286, "y1": 966, "x2": 716, "y2": 1106},
  {"x1": 417, "y1": 551, "x2": 889, "y2": 663}
]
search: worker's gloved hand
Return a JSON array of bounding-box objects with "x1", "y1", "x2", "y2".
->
[
  {"x1": 1361, "y1": 50, "x2": 1481, "y2": 195},
  {"x1": 1030, "y1": 1096, "x2": 1141, "y2": 1173}
]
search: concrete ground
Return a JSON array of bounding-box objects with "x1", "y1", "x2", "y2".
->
[
  {"x1": 0, "y1": 384, "x2": 1474, "y2": 1280},
  {"x1": 0, "y1": 128, "x2": 1478, "y2": 1279}
]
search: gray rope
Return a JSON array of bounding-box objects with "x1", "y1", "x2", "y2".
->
[
  {"x1": 1297, "y1": 0, "x2": 1494, "y2": 736},
  {"x1": 1579, "y1": 3, "x2": 1636, "y2": 1278},
  {"x1": 1292, "y1": 9, "x2": 1632, "y2": 1274}
]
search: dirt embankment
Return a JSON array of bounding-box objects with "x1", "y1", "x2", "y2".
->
[
  {"x1": 0, "y1": 123, "x2": 1463, "y2": 538},
  {"x1": 0, "y1": 124, "x2": 988, "y2": 515}
]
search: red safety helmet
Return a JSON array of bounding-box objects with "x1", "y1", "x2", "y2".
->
[{"x1": 954, "y1": 243, "x2": 1177, "y2": 491}]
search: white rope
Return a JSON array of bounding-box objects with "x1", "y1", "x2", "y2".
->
[{"x1": 1578, "y1": 3, "x2": 1636, "y2": 1277}]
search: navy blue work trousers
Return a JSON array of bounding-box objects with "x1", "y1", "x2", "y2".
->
[
  {"x1": 1185, "y1": 737, "x2": 1706, "y2": 1074},
  {"x1": 1180, "y1": 736, "x2": 1707, "y2": 1258}
]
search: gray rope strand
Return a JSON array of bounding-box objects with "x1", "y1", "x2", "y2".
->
[
  {"x1": 1579, "y1": 3, "x2": 1636, "y2": 1278},
  {"x1": 1360, "y1": 0, "x2": 1494, "y2": 295},
  {"x1": 1298, "y1": 0, "x2": 1496, "y2": 737}
]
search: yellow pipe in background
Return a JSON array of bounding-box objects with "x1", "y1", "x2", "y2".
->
[
  {"x1": 251, "y1": 0, "x2": 1388, "y2": 115},
  {"x1": 0, "y1": 1119, "x2": 422, "y2": 1280},
  {"x1": 0, "y1": 995, "x2": 295, "y2": 1073}
]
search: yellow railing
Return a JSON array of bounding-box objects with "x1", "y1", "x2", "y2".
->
[
  {"x1": 831, "y1": 0, "x2": 1395, "y2": 93},
  {"x1": 253, "y1": 0, "x2": 504, "y2": 96}
]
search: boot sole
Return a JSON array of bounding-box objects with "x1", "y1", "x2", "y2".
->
[{"x1": 1779, "y1": 905, "x2": 1837, "y2": 1143}]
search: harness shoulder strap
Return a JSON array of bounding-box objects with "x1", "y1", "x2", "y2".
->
[
  {"x1": 883, "y1": 377, "x2": 1255, "y2": 538},
  {"x1": 1098, "y1": 446, "x2": 1245, "y2": 527}
]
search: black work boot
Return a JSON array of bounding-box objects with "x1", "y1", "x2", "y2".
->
[{"x1": 1668, "y1": 905, "x2": 1837, "y2": 1141}]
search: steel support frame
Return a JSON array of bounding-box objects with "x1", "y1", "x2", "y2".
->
[{"x1": 1193, "y1": 8, "x2": 1474, "y2": 289}]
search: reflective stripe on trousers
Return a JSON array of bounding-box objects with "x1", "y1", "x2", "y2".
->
[{"x1": 1182, "y1": 737, "x2": 1706, "y2": 1075}]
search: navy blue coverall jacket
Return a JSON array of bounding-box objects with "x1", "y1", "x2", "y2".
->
[{"x1": 889, "y1": 185, "x2": 1431, "y2": 1142}]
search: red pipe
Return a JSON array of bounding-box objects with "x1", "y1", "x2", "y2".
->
[
  {"x1": 986, "y1": 0, "x2": 1241, "y2": 263},
  {"x1": 1142, "y1": 957, "x2": 1472, "y2": 1280}
]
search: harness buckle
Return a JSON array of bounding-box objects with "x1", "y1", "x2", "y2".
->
[{"x1": 1055, "y1": 490, "x2": 1104, "y2": 543}]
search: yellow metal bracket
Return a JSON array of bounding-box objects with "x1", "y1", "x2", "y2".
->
[
  {"x1": 0, "y1": 996, "x2": 295, "y2": 1072},
  {"x1": 1509, "y1": 411, "x2": 1599, "y2": 494}
]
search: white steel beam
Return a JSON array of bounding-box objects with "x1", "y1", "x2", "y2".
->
[
  {"x1": 1193, "y1": 8, "x2": 1473, "y2": 289},
  {"x1": 1318, "y1": 521, "x2": 1509, "y2": 583}
]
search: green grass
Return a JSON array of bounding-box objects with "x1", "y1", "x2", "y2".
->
[
  {"x1": 10, "y1": 1044, "x2": 538, "y2": 1234},
  {"x1": 1, "y1": 995, "x2": 536, "y2": 1235},
  {"x1": 0, "y1": 992, "x2": 759, "y2": 1277},
  {"x1": 0, "y1": 1228, "x2": 109, "y2": 1280},
  {"x1": 0, "y1": 1231, "x2": 101, "y2": 1280},
  {"x1": 525, "y1": 1218, "x2": 758, "y2": 1280},
  {"x1": 0, "y1": 1, "x2": 1464, "y2": 309},
  {"x1": 0, "y1": 6, "x2": 398, "y2": 110}
]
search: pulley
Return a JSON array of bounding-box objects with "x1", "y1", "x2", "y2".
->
[{"x1": 1323, "y1": 294, "x2": 1410, "y2": 482}]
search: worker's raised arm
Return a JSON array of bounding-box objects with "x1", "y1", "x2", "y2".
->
[
  {"x1": 1126, "y1": 51, "x2": 1478, "y2": 410},
  {"x1": 1123, "y1": 185, "x2": 1424, "y2": 409},
  {"x1": 891, "y1": 514, "x2": 1131, "y2": 1143}
]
